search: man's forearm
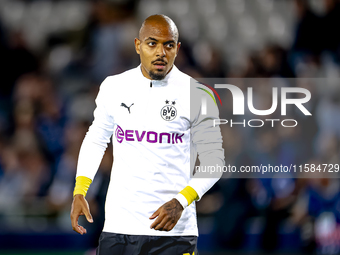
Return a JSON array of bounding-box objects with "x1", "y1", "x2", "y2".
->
[
  {"x1": 175, "y1": 143, "x2": 224, "y2": 207},
  {"x1": 76, "y1": 133, "x2": 109, "y2": 180}
]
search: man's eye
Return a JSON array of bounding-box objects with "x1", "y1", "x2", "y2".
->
[
  {"x1": 148, "y1": 42, "x2": 155, "y2": 46},
  {"x1": 167, "y1": 44, "x2": 174, "y2": 48}
]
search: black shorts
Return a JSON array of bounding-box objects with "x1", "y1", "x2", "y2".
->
[{"x1": 96, "y1": 232, "x2": 198, "y2": 255}]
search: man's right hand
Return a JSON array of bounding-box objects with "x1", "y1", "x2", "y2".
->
[{"x1": 70, "y1": 194, "x2": 93, "y2": 235}]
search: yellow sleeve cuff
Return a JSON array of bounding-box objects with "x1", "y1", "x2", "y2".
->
[
  {"x1": 179, "y1": 186, "x2": 199, "y2": 206},
  {"x1": 73, "y1": 176, "x2": 92, "y2": 197}
]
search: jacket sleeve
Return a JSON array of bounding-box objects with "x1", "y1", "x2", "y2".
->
[
  {"x1": 187, "y1": 83, "x2": 225, "y2": 200},
  {"x1": 76, "y1": 77, "x2": 115, "y2": 180}
]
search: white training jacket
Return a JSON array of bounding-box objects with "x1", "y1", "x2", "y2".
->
[{"x1": 76, "y1": 65, "x2": 224, "y2": 236}]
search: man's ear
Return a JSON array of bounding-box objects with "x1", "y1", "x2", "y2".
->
[
  {"x1": 176, "y1": 42, "x2": 181, "y2": 56},
  {"x1": 135, "y1": 38, "x2": 141, "y2": 55}
]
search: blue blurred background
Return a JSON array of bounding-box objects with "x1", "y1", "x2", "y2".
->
[{"x1": 0, "y1": 0, "x2": 340, "y2": 254}]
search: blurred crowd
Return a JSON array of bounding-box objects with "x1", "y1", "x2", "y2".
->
[{"x1": 0, "y1": 0, "x2": 340, "y2": 254}]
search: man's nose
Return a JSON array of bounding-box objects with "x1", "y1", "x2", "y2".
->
[{"x1": 156, "y1": 44, "x2": 166, "y2": 57}]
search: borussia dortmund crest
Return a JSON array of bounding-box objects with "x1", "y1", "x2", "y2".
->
[{"x1": 160, "y1": 100, "x2": 177, "y2": 121}]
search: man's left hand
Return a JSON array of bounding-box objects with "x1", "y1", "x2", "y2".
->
[{"x1": 149, "y1": 198, "x2": 184, "y2": 231}]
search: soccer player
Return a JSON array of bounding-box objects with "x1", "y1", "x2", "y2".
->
[{"x1": 70, "y1": 14, "x2": 224, "y2": 254}]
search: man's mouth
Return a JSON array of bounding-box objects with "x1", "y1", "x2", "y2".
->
[{"x1": 153, "y1": 61, "x2": 167, "y2": 70}]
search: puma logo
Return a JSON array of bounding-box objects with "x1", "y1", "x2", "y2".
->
[{"x1": 121, "y1": 103, "x2": 134, "y2": 114}]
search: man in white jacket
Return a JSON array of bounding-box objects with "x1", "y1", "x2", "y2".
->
[{"x1": 70, "y1": 14, "x2": 224, "y2": 255}]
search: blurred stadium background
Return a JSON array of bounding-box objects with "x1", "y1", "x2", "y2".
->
[{"x1": 0, "y1": 0, "x2": 340, "y2": 254}]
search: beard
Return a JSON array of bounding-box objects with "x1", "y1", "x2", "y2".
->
[{"x1": 149, "y1": 70, "x2": 166, "y2": 80}]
